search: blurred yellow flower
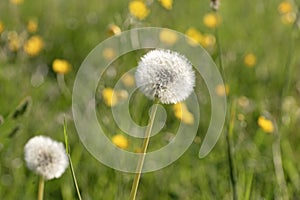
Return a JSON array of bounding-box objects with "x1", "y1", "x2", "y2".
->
[
  {"x1": 202, "y1": 34, "x2": 216, "y2": 48},
  {"x1": 23, "y1": 35, "x2": 44, "y2": 56},
  {"x1": 102, "y1": 48, "x2": 116, "y2": 61},
  {"x1": 281, "y1": 12, "x2": 296, "y2": 24},
  {"x1": 159, "y1": 29, "x2": 178, "y2": 45},
  {"x1": 215, "y1": 84, "x2": 229, "y2": 96},
  {"x1": 27, "y1": 19, "x2": 38, "y2": 33},
  {"x1": 0, "y1": 21, "x2": 4, "y2": 33},
  {"x1": 185, "y1": 27, "x2": 204, "y2": 46},
  {"x1": 173, "y1": 102, "x2": 194, "y2": 125},
  {"x1": 258, "y1": 116, "x2": 274, "y2": 133},
  {"x1": 52, "y1": 59, "x2": 72, "y2": 74},
  {"x1": 278, "y1": 1, "x2": 293, "y2": 14},
  {"x1": 203, "y1": 13, "x2": 220, "y2": 28},
  {"x1": 121, "y1": 73, "x2": 135, "y2": 87},
  {"x1": 129, "y1": 0, "x2": 150, "y2": 20},
  {"x1": 102, "y1": 88, "x2": 118, "y2": 107},
  {"x1": 107, "y1": 24, "x2": 121, "y2": 36},
  {"x1": 244, "y1": 53, "x2": 256, "y2": 67},
  {"x1": 8, "y1": 31, "x2": 22, "y2": 52},
  {"x1": 112, "y1": 134, "x2": 129, "y2": 149},
  {"x1": 10, "y1": 0, "x2": 23, "y2": 5},
  {"x1": 158, "y1": 0, "x2": 173, "y2": 10}
]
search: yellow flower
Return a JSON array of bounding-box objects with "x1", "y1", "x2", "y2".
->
[
  {"x1": 52, "y1": 59, "x2": 72, "y2": 74},
  {"x1": 129, "y1": 0, "x2": 150, "y2": 20},
  {"x1": 215, "y1": 84, "x2": 229, "y2": 96},
  {"x1": 201, "y1": 34, "x2": 216, "y2": 48},
  {"x1": 102, "y1": 88, "x2": 118, "y2": 107},
  {"x1": 8, "y1": 31, "x2": 22, "y2": 52},
  {"x1": 23, "y1": 35, "x2": 44, "y2": 56},
  {"x1": 10, "y1": 0, "x2": 23, "y2": 5},
  {"x1": 112, "y1": 134, "x2": 129, "y2": 149},
  {"x1": 203, "y1": 13, "x2": 220, "y2": 28},
  {"x1": 107, "y1": 24, "x2": 121, "y2": 36},
  {"x1": 159, "y1": 29, "x2": 178, "y2": 46},
  {"x1": 0, "y1": 21, "x2": 4, "y2": 33},
  {"x1": 278, "y1": 1, "x2": 293, "y2": 14},
  {"x1": 27, "y1": 19, "x2": 38, "y2": 33},
  {"x1": 281, "y1": 12, "x2": 296, "y2": 25},
  {"x1": 158, "y1": 0, "x2": 173, "y2": 10},
  {"x1": 185, "y1": 27, "x2": 204, "y2": 46},
  {"x1": 102, "y1": 48, "x2": 116, "y2": 61},
  {"x1": 121, "y1": 73, "x2": 135, "y2": 87},
  {"x1": 258, "y1": 116, "x2": 274, "y2": 133},
  {"x1": 173, "y1": 102, "x2": 194, "y2": 125},
  {"x1": 244, "y1": 53, "x2": 256, "y2": 67}
]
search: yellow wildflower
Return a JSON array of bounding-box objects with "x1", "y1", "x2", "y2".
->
[
  {"x1": 27, "y1": 19, "x2": 38, "y2": 33},
  {"x1": 281, "y1": 12, "x2": 296, "y2": 25},
  {"x1": 203, "y1": 13, "x2": 220, "y2": 28},
  {"x1": 129, "y1": 0, "x2": 150, "y2": 20},
  {"x1": 102, "y1": 88, "x2": 118, "y2": 107},
  {"x1": 185, "y1": 27, "x2": 204, "y2": 46},
  {"x1": 278, "y1": 1, "x2": 293, "y2": 14},
  {"x1": 52, "y1": 59, "x2": 72, "y2": 74},
  {"x1": 158, "y1": 0, "x2": 173, "y2": 10},
  {"x1": 0, "y1": 21, "x2": 4, "y2": 33},
  {"x1": 258, "y1": 116, "x2": 274, "y2": 133},
  {"x1": 215, "y1": 84, "x2": 229, "y2": 96},
  {"x1": 10, "y1": 0, "x2": 23, "y2": 5},
  {"x1": 8, "y1": 31, "x2": 23, "y2": 52},
  {"x1": 102, "y1": 48, "x2": 116, "y2": 61},
  {"x1": 159, "y1": 29, "x2": 178, "y2": 46},
  {"x1": 112, "y1": 134, "x2": 129, "y2": 149},
  {"x1": 121, "y1": 73, "x2": 135, "y2": 87},
  {"x1": 244, "y1": 53, "x2": 256, "y2": 67},
  {"x1": 23, "y1": 35, "x2": 44, "y2": 56},
  {"x1": 201, "y1": 34, "x2": 216, "y2": 48},
  {"x1": 107, "y1": 24, "x2": 121, "y2": 36},
  {"x1": 173, "y1": 102, "x2": 194, "y2": 125}
]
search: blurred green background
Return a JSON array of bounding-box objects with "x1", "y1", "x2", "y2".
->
[{"x1": 0, "y1": 0, "x2": 300, "y2": 199}]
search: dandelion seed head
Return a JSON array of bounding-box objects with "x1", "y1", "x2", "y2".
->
[
  {"x1": 135, "y1": 49, "x2": 195, "y2": 104},
  {"x1": 24, "y1": 135, "x2": 68, "y2": 180}
]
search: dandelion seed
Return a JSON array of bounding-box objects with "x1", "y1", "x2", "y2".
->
[
  {"x1": 258, "y1": 116, "x2": 274, "y2": 133},
  {"x1": 24, "y1": 35, "x2": 44, "y2": 56},
  {"x1": 210, "y1": 0, "x2": 220, "y2": 11},
  {"x1": 52, "y1": 59, "x2": 72, "y2": 74},
  {"x1": 24, "y1": 135, "x2": 68, "y2": 180},
  {"x1": 129, "y1": 0, "x2": 150, "y2": 20},
  {"x1": 135, "y1": 49, "x2": 195, "y2": 104},
  {"x1": 112, "y1": 134, "x2": 129, "y2": 149}
]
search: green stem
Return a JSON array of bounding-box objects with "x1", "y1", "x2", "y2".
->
[
  {"x1": 129, "y1": 102, "x2": 158, "y2": 200},
  {"x1": 38, "y1": 176, "x2": 44, "y2": 200}
]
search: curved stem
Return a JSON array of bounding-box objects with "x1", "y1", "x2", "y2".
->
[{"x1": 129, "y1": 102, "x2": 158, "y2": 200}]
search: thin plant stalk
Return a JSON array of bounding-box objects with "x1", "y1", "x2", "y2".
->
[
  {"x1": 129, "y1": 103, "x2": 159, "y2": 200},
  {"x1": 38, "y1": 176, "x2": 44, "y2": 200},
  {"x1": 63, "y1": 118, "x2": 82, "y2": 200},
  {"x1": 214, "y1": 9, "x2": 238, "y2": 199}
]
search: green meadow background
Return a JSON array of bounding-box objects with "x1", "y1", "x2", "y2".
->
[{"x1": 0, "y1": 0, "x2": 300, "y2": 199}]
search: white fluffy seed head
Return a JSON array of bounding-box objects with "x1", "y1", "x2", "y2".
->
[
  {"x1": 135, "y1": 49, "x2": 195, "y2": 104},
  {"x1": 24, "y1": 135, "x2": 69, "y2": 180}
]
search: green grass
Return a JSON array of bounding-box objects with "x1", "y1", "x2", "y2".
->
[{"x1": 1, "y1": 0, "x2": 300, "y2": 199}]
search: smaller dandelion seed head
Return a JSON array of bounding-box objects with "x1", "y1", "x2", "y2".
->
[
  {"x1": 24, "y1": 135, "x2": 69, "y2": 180},
  {"x1": 135, "y1": 49, "x2": 195, "y2": 104}
]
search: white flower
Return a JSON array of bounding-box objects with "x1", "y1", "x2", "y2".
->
[
  {"x1": 135, "y1": 49, "x2": 195, "y2": 104},
  {"x1": 24, "y1": 135, "x2": 69, "y2": 180}
]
